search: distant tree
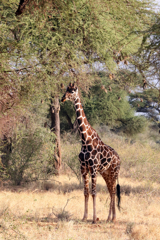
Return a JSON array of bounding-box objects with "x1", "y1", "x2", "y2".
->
[{"x1": 129, "y1": 89, "x2": 160, "y2": 121}]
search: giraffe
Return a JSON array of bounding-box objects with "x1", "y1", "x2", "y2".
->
[{"x1": 61, "y1": 83, "x2": 121, "y2": 224}]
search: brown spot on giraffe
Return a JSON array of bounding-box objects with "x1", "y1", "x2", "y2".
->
[
  {"x1": 61, "y1": 83, "x2": 121, "y2": 224},
  {"x1": 80, "y1": 124, "x2": 85, "y2": 132},
  {"x1": 77, "y1": 118, "x2": 83, "y2": 126},
  {"x1": 93, "y1": 138, "x2": 98, "y2": 148},
  {"x1": 82, "y1": 111, "x2": 85, "y2": 118},
  {"x1": 86, "y1": 138, "x2": 92, "y2": 145},
  {"x1": 84, "y1": 118, "x2": 88, "y2": 125},
  {"x1": 87, "y1": 128, "x2": 92, "y2": 136}
]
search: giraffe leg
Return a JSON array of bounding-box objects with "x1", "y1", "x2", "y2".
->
[
  {"x1": 92, "y1": 194, "x2": 97, "y2": 224},
  {"x1": 83, "y1": 194, "x2": 89, "y2": 221},
  {"x1": 91, "y1": 174, "x2": 97, "y2": 224},
  {"x1": 102, "y1": 173, "x2": 112, "y2": 222},
  {"x1": 107, "y1": 180, "x2": 116, "y2": 222},
  {"x1": 82, "y1": 172, "x2": 89, "y2": 221},
  {"x1": 107, "y1": 191, "x2": 112, "y2": 222},
  {"x1": 112, "y1": 192, "x2": 116, "y2": 222}
]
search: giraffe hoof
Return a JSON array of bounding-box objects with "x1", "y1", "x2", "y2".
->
[
  {"x1": 106, "y1": 218, "x2": 116, "y2": 223},
  {"x1": 106, "y1": 218, "x2": 111, "y2": 223},
  {"x1": 112, "y1": 218, "x2": 116, "y2": 223},
  {"x1": 92, "y1": 216, "x2": 98, "y2": 224},
  {"x1": 82, "y1": 217, "x2": 87, "y2": 222}
]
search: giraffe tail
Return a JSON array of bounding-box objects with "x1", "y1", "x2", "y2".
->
[{"x1": 116, "y1": 183, "x2": 121, "y2": 211}]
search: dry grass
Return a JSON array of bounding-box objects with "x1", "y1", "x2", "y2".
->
[
  {"x1": 0, "y1": 129, "x2": 160, "y2": 239},
  {"x1": 0, "y1": 174, "x2": 160, "y2": 240}
]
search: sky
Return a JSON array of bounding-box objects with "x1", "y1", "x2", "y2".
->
[{"x1": 154, "y1": 0, "x2": 160, "y2": 11}]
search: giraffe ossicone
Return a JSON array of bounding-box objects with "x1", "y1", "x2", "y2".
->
[{"x1": 61, "y1": 83, "x2": 121, "y2": 223}]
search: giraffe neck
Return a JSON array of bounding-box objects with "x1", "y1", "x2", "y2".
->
[{"x1": 74, "y1": 96, "x2": 90, "y2": 143}]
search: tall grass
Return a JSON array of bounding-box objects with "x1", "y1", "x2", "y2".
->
[{"x1": 61, "y1": 125, "x2": 160, "y2": 184}]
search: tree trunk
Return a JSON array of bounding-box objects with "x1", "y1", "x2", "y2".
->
[{"x1": 50, "y1": 96, "x2": 61, "y2": 174}]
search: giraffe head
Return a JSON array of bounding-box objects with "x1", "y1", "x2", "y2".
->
[{"x1": 61, "y1": 83, "x2": 78, "y2": 102}]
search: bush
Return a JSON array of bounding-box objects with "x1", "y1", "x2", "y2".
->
[
  {"x1": 118, "y1": 116, "x2": 147, "y2": 136},
  {"x1": 2, "y1": 124, "x2": 56, "y2": 185}
]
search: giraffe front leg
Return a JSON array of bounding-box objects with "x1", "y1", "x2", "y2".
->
[
  {"x1": 83, "y1": 194, "x2": 89, "y2": 221},
  {"x1": 91, "y1": 173, "x2": 97, "y2": 224},
  {"x1": 82, "y1": 171, "x2": 89, "y2": 221}
]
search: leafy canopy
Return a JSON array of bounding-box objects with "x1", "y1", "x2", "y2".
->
[{"x1": 0, "y1": 0, "x2": 154, "y2": 104}]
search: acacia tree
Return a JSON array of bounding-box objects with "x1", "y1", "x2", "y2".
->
[{"x1": 0, "y1": 0, "x2": 154, "y2": 173}]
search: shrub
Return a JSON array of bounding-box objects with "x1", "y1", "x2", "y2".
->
[
  {"x1": 118, "y1": 116, "x2": 147, "y2": 136},
  {"x1": 2, "y1": 124, "x2": 56, "y2": 185}
]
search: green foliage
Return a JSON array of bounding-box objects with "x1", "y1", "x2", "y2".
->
[
  {"x1": 114, "y1": 70, "x2": 143, "y2": 89},
  {"x1": 117, "y1": 116, "x2": 147, "y2": 136},
  {"x1": 60, "y1": 101, "x2": 76, "y2": 132},
  {"x1": 4, "y1": 124, "x2": 55, "y2": 185},
  {"x1": 0, "y1": 0, "x2": 154, "y2": 105},
  {"x1": 130, "y1": 89, "x2": 159, "y2": 108},
  {"x1": 137, "y1": 14, "x2": 160, "y2": 77},
  {"x1": 131, "y1": 13, "x2": 160, "y2": 115},
  {"x1": 83, "y1": 82, "x2": 134, "y2": 126}
]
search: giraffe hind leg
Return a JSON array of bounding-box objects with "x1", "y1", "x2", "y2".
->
[
  {"x1": 107, "y1": 182, "x2": 116, "y2": 222},
  {"x1": 102, "y1": 172, "x2": 116, "y2": 222}
]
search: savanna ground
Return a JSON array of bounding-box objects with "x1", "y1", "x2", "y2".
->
[{"x1": 0, "y1": 127, "x2": 160, "y2": 240}]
